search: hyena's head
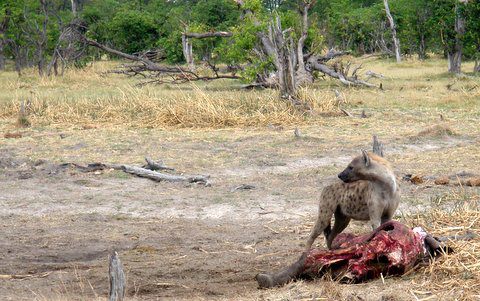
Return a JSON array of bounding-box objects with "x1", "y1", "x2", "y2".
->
[{"x1": 338, "y1": 150, "x2": 391, "y2": 183}]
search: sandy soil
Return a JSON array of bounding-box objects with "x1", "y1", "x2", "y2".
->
[{"x1": 1, "y1": 123, "x2": 479, "y2": 301}]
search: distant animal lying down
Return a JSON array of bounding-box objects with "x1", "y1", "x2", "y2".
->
[{"x1": 256, "y1": 221, "x2": 451, "y2": 288}]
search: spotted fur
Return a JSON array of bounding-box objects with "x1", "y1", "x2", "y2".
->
[{"x1": 305, "y1": 151, "x2": 400, "y2": 250}]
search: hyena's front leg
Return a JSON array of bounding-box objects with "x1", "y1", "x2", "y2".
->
[
  {"x1": 305, "y1": 206, "x2": 334, "y2": 250},
  {"x1": 326, "y1": 209, "x2": 351, "y2": 249}
]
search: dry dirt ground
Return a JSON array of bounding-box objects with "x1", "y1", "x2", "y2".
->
[
  {"x1": 1, "y1": 118, "x2": 479, "y2": 301},
  {"x1": 0, "y1": 58, "x2": 479, "y2": 301}
]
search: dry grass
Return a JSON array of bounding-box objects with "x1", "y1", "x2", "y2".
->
[
  {"x1": 0, "y1": 84, "x2": 307, "y2": 127},
  {"x1": 247, "y1": 197, "x2": 480, "y2": 301},
  {"x1": 0, "y1": 58, "x2": 478, "y2": 128},
  {"x1": 0, "y1": 62, "x2": 340, "y2": 128},
  {"x1": 0, "y1": 57, "x2": 479, "y2": 301},
  {"x1": 401, "y1": 193, "x2": 480, "y2": 301},
  {"x1": 411, "y1": 124, "x2": 458, "y2": 140}
]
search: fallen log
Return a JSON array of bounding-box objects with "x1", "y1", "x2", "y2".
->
[
  {"x1": 0, "y1": 272, "x2": 51, "y2": 280},
  {"x1": 85, "y1": 38, "x2": 239, "y2": 84},
  {"x1": 121, "y1": 165, "x2": 209, "y2": 184},
  {"x1": 61, "y1": 160, "x2": 209, "y2": 185},
  {"x1": 365, "y1": 70, "x2": 385, "y2": 80},
  {"x1": 60, "y1": 162, "x2": 122, "y2": 172},
  {"x1": 241, "y1": 82, "x2": 276, "y2": 89}
]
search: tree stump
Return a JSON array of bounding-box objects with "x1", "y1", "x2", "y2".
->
[{"x1": 109, "y1": 252, "x2": 125, "y2": 301}]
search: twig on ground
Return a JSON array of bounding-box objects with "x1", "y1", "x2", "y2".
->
[{"x1": 340, "y1": 108, "x2": 354, "y2": 117}]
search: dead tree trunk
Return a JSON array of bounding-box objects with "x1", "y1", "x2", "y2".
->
[
  {"x1": 255, "y1": 1, "x2": 374, "y2": 102},
  {"x1": 418, "y1": 31, "x2": 426, "y2": 60},
  {"x1": 258, "y1": 1, "x2": 316, "y2": 104},
  {"x1": 181, "y1": 31, "x2": 233, "y2": 71},
  {"x1": 383, "y1": 0, "x2": 401, "y2": 63},
  {"x1": 70, "y1": 0, "x2": 78, "y2": 17},
  {"x1": 295, "y1": 1, "x2": 314, "y2": 87},
  {"x1": 474, "y1": 59, "x2": 480, "y2": 73},
  {"x1": 181, "y1": 34, "x2": 194, "y2": 70},
  {"x1": 259, "y1": 15, "x2": 298, "y2": 104},
  {"x1": 448, "y1": 1, "x2": 465, "y2": 74},
  {"x1": 47, "y1": 19, "x2": 87, "y2": 76}
]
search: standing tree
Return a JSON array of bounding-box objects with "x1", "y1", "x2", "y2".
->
[
  {"x1": 70, "y1": 0, "x2": 78, "y2": 18},
  {"x1": 429, "y1": 0, "x2": 467, "y2": 73},
  {"x1": 20, "y1": 0, "x2": 50, "y2": 76},
  {"x1": 383, "y1": 0, "x2": 401, "y2": 62},
  {"x1": 0, "y1": 7, "x2": 11, "y2": 71},
  {"x1": 80, "y1": 0, "x2": 376, "y2": 110},
  {"x1": 448, "y1": 0, "x2": 467, "y2": 73},
  {"x1": 231, "y1": 0, "x2": 375, "y2": 107},
  {"x1": 464, "y1": 0, "x2": 480, "y2": 72}
]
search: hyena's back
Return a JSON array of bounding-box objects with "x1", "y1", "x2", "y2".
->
[{"x1": 319, "y1": 180, "x2": 373, "y2": 221}]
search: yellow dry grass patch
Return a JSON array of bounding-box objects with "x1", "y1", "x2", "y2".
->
[
  {"x1": 412, "y1": 124, "x2": 458, "y2": 140},
  {"x1": 0, "y1": 84, "x2": 306, "y2": 128},
  {"x1": 0, "y1": 57, "x2": 477, "y2": 128},
  {"x1": 404, "y1": 199, "x2": 480, "y2": 301},
  {"x1": 245, "y1": 198, "x2": 480, "y2": 301},
  {"x1": 0, "y1": 62, "x2": 341, "y2": 128}
]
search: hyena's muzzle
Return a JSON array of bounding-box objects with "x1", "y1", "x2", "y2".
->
[{"x1": 338, "y1": 166, "x2": 354, "y2": 183}]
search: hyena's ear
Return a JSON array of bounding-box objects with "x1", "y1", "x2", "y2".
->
[{"x1": 361, "y1": 149, "x2": 371, "y2": 167}]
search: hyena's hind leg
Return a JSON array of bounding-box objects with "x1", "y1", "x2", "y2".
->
[
  {"x1": 305, "y1": 206, "x2": 334, "y2": 250},
  {"x1": 326, "y1": 208, "x2": 351, "y2": 249},
  {"x1": 368, "y1": 202, "x2": 383, "y2": 230},
  {"x1": 381, "y1": 204, "x2": 397, "y2": 225}
]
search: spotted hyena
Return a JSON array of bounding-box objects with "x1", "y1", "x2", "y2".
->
[{"x1": 305, "y1": 150, "x2": 400, "y2": 250}]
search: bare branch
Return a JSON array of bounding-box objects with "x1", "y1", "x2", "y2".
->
[
  {"x1": 184, "y1": 32, "x2": 232, "y2": 38},
  {"x1": 307, "y1": 57, "x2": 377, "y2": 88}
]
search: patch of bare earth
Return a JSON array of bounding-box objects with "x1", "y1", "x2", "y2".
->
[{"x1": 1, "y1": 117, "x2": 479, "y2": 300}]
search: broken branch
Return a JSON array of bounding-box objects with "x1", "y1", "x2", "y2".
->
[
  {"x1": 307, "y1": 57, "x2": 377, "y2": 88},
  {"x1": 121, "y1": 165, "x2": 209, "y2": 184},
  {"x1": 143, "y1": 157, "x2": 175, "y2": 171},
  {"x1": 183, "y1": 32, "x2": 232, "y2": 38}
]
